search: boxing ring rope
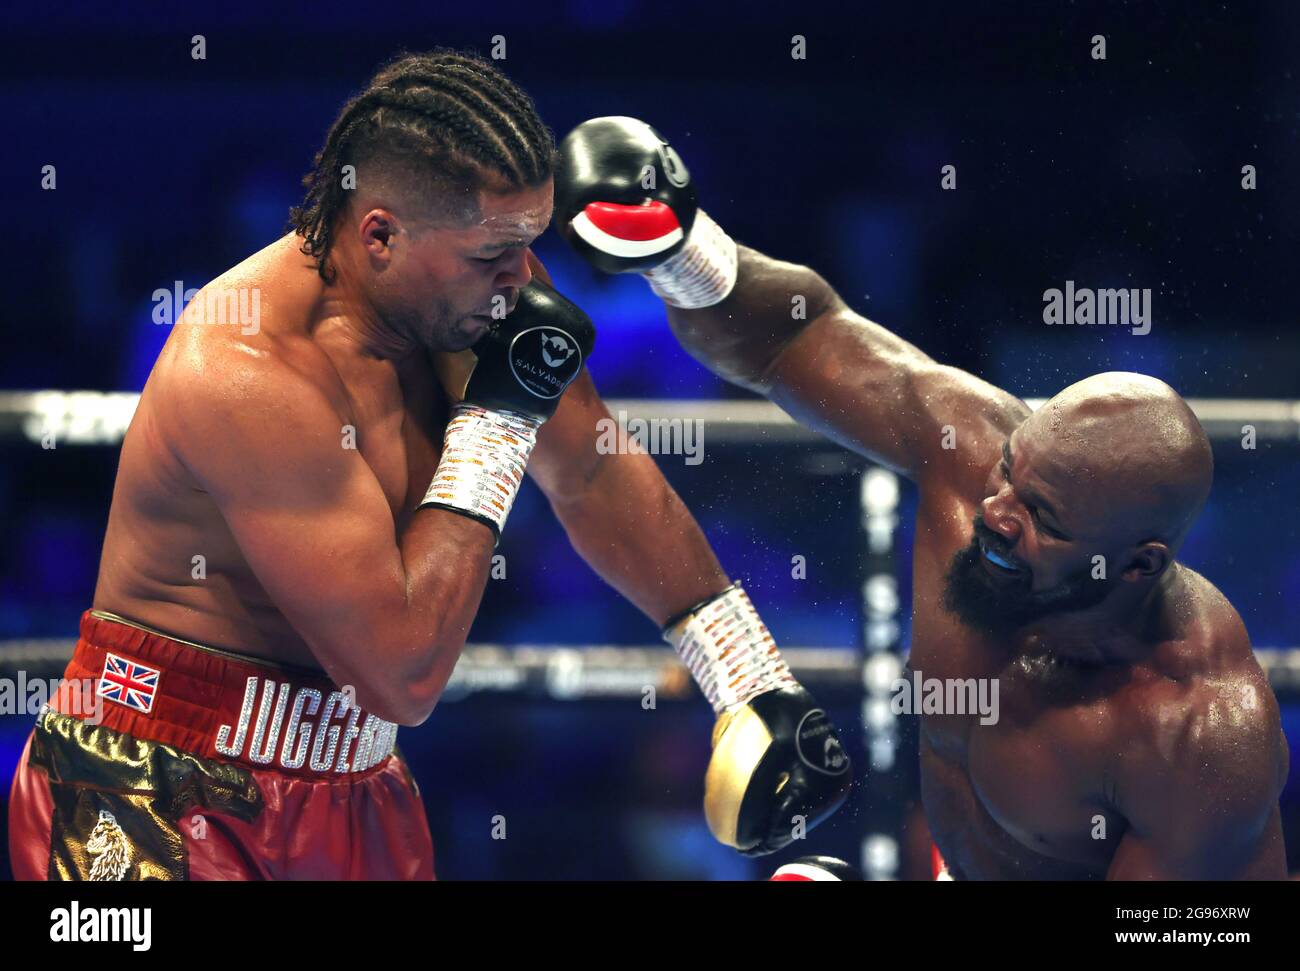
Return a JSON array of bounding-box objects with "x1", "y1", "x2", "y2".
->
[
  {"x1": 0, "y1": 640, "x2": 860, "y2": 699},
  {"x1": 3, "y1": 639, "x2": 1298, "y2": 699},
  {"x1": 4, "y1": 391, "x2": 1300, "y2": 446},
  {"x1": 3, "y1": 390, "x2": 1299, "y2": 878}
]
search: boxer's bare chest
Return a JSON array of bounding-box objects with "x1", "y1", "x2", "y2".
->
[
  {"x1": 95, "y1": 337, "x2": 461, "y2": 663},
  {"x1": 907, "y1": 489, "x2": 1116, "y2": 878}
]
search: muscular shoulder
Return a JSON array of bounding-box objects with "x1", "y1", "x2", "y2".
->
[
  {"x1": 1139, "y1": 567, "x2": 1261, "y2": 687},
  {"x1": 1124, "y1": 669, "x2": 1281, "y2": 786},
  {"x1": 155, "y1": 239, "x2": 340, "y2": 400},
  {"x1": 172, "y1": 323, "x2": 334, "y2": 407},
  {"x1": 1114, "y1": 578, "x2": 1285, "y2": 828},
  {"x1": 149, "y1": 305, "x2": 351, "y2": 493}
]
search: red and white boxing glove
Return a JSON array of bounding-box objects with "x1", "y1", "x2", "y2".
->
[
  {"x1": 771, "y1": 856, "x2": 862, "y2": 881},
  {"x1": 554, "y1": 116, "x2": 739, "y2": 310}
]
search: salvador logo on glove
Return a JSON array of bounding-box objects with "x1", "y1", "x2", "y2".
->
[
  {"x1": 509, "y1": 326, "x2": 584, "y2": 399},
  {"x1": 795, "y1": 709, "x2": 851, "y2": 776}
]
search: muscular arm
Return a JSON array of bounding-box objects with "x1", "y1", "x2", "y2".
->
[
  {"x1": 167, "y1": 354, "x2": 492, "y2": 727},
  {"x1": 433, "y1": 255, "x2": 731, "y2": 626},
  {"x1": 526, "y1": 367, "x2": 731, "y2": 625},
  {"x1": 665, "y1": 246, "x2": 1027, "y2": 484},
  {"x1": 515, "y1": 248, "x2": 730, "y2": 623}
]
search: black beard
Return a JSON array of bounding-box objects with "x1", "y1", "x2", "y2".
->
[{"x1": 941, "y1": 522, "x2": 1113, "y2": 637}]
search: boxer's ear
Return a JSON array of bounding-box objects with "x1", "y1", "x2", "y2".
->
[
  {"x1": 1122, "y1": 542, "x2": 1170, "y2": 581},
  {"x1": 431, "y1": 349, "x2": 477, "y2": 402}
]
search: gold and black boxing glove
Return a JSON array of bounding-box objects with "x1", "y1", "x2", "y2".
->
[{"x1": 663, "y1": 583, "x2": 853, "y2": 856}]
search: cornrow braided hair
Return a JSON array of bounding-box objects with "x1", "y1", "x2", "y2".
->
[{"x1": 290, "y1": 49, "x2": 556, "y2": 281}]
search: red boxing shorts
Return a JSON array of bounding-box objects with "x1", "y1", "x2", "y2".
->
[{"x1": 8, "y1": 610, "x2": 434, "y2": 880}]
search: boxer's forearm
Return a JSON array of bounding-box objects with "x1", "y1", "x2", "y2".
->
[
  {"x1": 664, "y1": 243, "x2": 1028, "y2": 480},
  {"x1": 391, "y1": 509, "x2": 496, "y2": 685},
  {"x1": 663, "y1": 245, "x2": 839, "y2": 394},
  {"x1": 544, "y1": 448, "x2": 731, "y2": 626}
]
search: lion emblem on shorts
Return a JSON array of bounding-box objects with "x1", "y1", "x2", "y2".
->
[{"x1": 86, "y1": 809, "x2": 132, "y2": 881}]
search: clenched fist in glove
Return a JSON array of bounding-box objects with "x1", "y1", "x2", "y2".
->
[{"x1": 663, "y1": 584, "x2": 853, "y2": 856}]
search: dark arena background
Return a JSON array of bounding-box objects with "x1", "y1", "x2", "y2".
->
[{"x1": 1, "y1": 0, "x2": 1298, "y2": 884}]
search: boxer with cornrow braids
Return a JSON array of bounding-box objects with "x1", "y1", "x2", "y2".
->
[
  {"x1": 291, "y1": 49, "x2": 556, "y2": 282},
  {"x1": 9, "y1": 50, "x2": 851, "y2": 881}
]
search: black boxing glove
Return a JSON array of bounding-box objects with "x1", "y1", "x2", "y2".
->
[
  {"x1": 463, "y1": 279, "x2": 595, "y2": 423},
  {"x1": 554, "y1": 116, "x2": 698, "y2": 275},
  {"x1": 419, "y1": 280, "x2": 595, "y2": 541}
]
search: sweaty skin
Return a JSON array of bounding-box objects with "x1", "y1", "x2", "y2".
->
[
  {"x1": 93, "y1": 182, "x2": 731, "y2": 727},
  {"x1": 661, "y1": 244, "x2": 1289, "y2": 879}
]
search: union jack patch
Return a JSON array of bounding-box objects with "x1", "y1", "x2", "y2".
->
[{"x1": 97, "y1": 653, "x2": 161, "y2": 714}]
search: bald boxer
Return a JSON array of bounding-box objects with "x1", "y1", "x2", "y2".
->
[
  {"x1": 8, "y1": 57, "x2": 850, "y2": 881},
  {"x1": 554, "y1": 116, "x2": 1289, "y2": 879}
]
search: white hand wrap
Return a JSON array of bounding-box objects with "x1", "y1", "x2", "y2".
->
[
  {"x1": 420, "y1": 404, "x2": 541, "y2": 539},
  {"x1": 663, "y1": 583, "x2": 795, "y2": 714},
  {"x1": 643, "y1": 209, "x2": 739, "y2": 309}
]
